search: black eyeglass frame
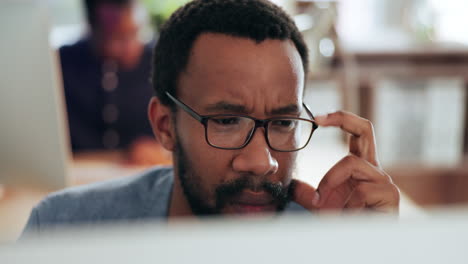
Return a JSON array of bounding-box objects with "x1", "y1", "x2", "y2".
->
[{"x1": 165, "y1": 92, "x2": 319, "y2": 152}]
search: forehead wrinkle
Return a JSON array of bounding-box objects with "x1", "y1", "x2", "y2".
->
[
  {"x1": 203, "y1": 91, "x2": 255, "y2": 115},
  {"x1": 204, "y1": 101, "x2": 249, "y2": 114},
  {"x1": 270, "y1": 104, "x2": 300, "y2": 116},
  {"x1": 179, "y1": 34, "x2": 304, "y2": 116}
]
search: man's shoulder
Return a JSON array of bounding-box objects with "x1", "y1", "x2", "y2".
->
[{"x1": 29, "y1": 166, "x2": 174, "y2": 229}]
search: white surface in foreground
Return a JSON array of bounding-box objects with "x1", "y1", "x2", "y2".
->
[{"x1": 3, "y1": 211, "x2": 468, "y2": 264}]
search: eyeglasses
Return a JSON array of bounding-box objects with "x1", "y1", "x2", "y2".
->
[{"x1": 166, "y1": 92, "x2": 318, "y2": 152}]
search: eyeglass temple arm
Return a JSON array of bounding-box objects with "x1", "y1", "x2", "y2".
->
[
  {"x1": 303, "y1": 102, "x2": 314, "y2": 119},
  {"x1": 303, "y1": 103, "x2": 318, "y2": 129},
  {"x1": 165, "y1": 92, "x2": 204, "y2": 123}
]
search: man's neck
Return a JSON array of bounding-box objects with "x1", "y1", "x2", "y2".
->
[{"x1": 168, "y1": 173, "x2": 194, "y2": 219}]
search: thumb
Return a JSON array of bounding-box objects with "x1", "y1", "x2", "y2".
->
[{"x1": 290, "y1": 179, "x2": 321, "y2": 211}]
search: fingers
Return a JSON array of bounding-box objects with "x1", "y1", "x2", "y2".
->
[
  {"x1": 343, "y1": 188, "x2": 365, "y2": 210},
  {"x1": 315, "y1": 111, "x2": 379, "y2": 166},
  {"x1": 344, "y1": 182, "x2": 400, "y2": 214},
  {"x1": 315, "y1": 111, "x2": 370, "y2": 137},
  {"x1": 291, "y1": 154, "x2": 400, "y2": 213},
  {"x1": 290, "y1": 179, "x2": 319, "y2": 211},
  {"x1": 316, "y1": 154, "x2": 390, "y2": 208},
  {"x1": 310, "y1": 111, "x2": 399, "y2": 213}
]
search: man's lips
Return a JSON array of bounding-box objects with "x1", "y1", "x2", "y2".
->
[
  {"x1": 234, "y1": 190, "x2": 274, "y2": 205},
  {"x1": 229, "y1": 190, "x2": 276, "y2": 214}
]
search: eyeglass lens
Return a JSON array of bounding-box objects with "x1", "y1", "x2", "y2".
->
[{"x1": 205, "y1": 116, "x2": 313, "y2": 151}]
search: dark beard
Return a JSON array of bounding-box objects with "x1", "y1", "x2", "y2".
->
[{"x1": 175, "y1": 140, "x2": 293, "y2": 217}]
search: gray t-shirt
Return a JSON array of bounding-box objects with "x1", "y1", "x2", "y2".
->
[{"x1": 22, "y1": 166, "x2": 306, "y2": 236}]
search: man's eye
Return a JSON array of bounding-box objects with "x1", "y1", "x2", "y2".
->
[{"x1": 212, "y1": 117, "x2": 240, "y2": 125}]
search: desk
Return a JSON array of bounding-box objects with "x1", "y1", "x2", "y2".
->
[{"x1": 0, "y1": 158, "x2": 147, "y2": 243}]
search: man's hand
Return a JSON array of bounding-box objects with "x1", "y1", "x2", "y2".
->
[{"x1": 292, "y1": 111, "x2": 400, "y2": 214}]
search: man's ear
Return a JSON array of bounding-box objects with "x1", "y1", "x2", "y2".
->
[{"x1": 148, "y1": 96, "x2": 176, "y2": 151}]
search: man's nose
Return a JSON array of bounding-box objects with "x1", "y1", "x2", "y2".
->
[{"x1": 231, "y1": 129, "x2": 279, "y2": 177}]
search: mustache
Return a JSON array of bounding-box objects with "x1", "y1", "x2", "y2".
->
[{"x1": 215, "y1": 176, "x2": 292, "y2": 210}]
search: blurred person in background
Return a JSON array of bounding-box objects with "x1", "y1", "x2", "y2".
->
[
  {"x1": 61, "y1": 0, "x2": 170, "y2": 165},
  {"x1": 22, "y1": 0, "x2": 399, "y2": 235}
]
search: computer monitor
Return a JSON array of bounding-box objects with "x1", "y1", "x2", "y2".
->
[
  {"x1": 0, "y1": 0, "x2": 71, "y2": 190},
  {"x1": 3, "y1": 213, "x2": 468, "y2": 263}
]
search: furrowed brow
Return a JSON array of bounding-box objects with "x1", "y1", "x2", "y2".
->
[
  {"x1": 270, "y1": 104, "x2": 300, "y2": 116},
  {"x1": 204, "y1": 102, "x2": 248, "y2": 114}
]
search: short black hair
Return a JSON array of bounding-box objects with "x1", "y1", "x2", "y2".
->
[
  {"x1": 84, "y1": 0, "x2": 134, "y2": 28},
  {"x1": 152, "y1": 0, "x2": 309, "y2": 107}
]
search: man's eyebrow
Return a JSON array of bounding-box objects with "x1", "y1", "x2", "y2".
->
[
  {"x1": 204, "y1": 102, "x2": 248, "y2": 114},
  {"x1": 270, "y1": 104, "x2": 300, "y2": 115},
  {"x1": 204, "y1": 102, "x2": 300, "y2": 115}
]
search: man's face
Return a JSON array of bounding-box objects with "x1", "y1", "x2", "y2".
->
[
  {"x1": 94, "y1": 3, "x2": 143, "y2": 69},
  {"x1": 174, "y1": 33, "x2": 305, "y2": 216}
]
